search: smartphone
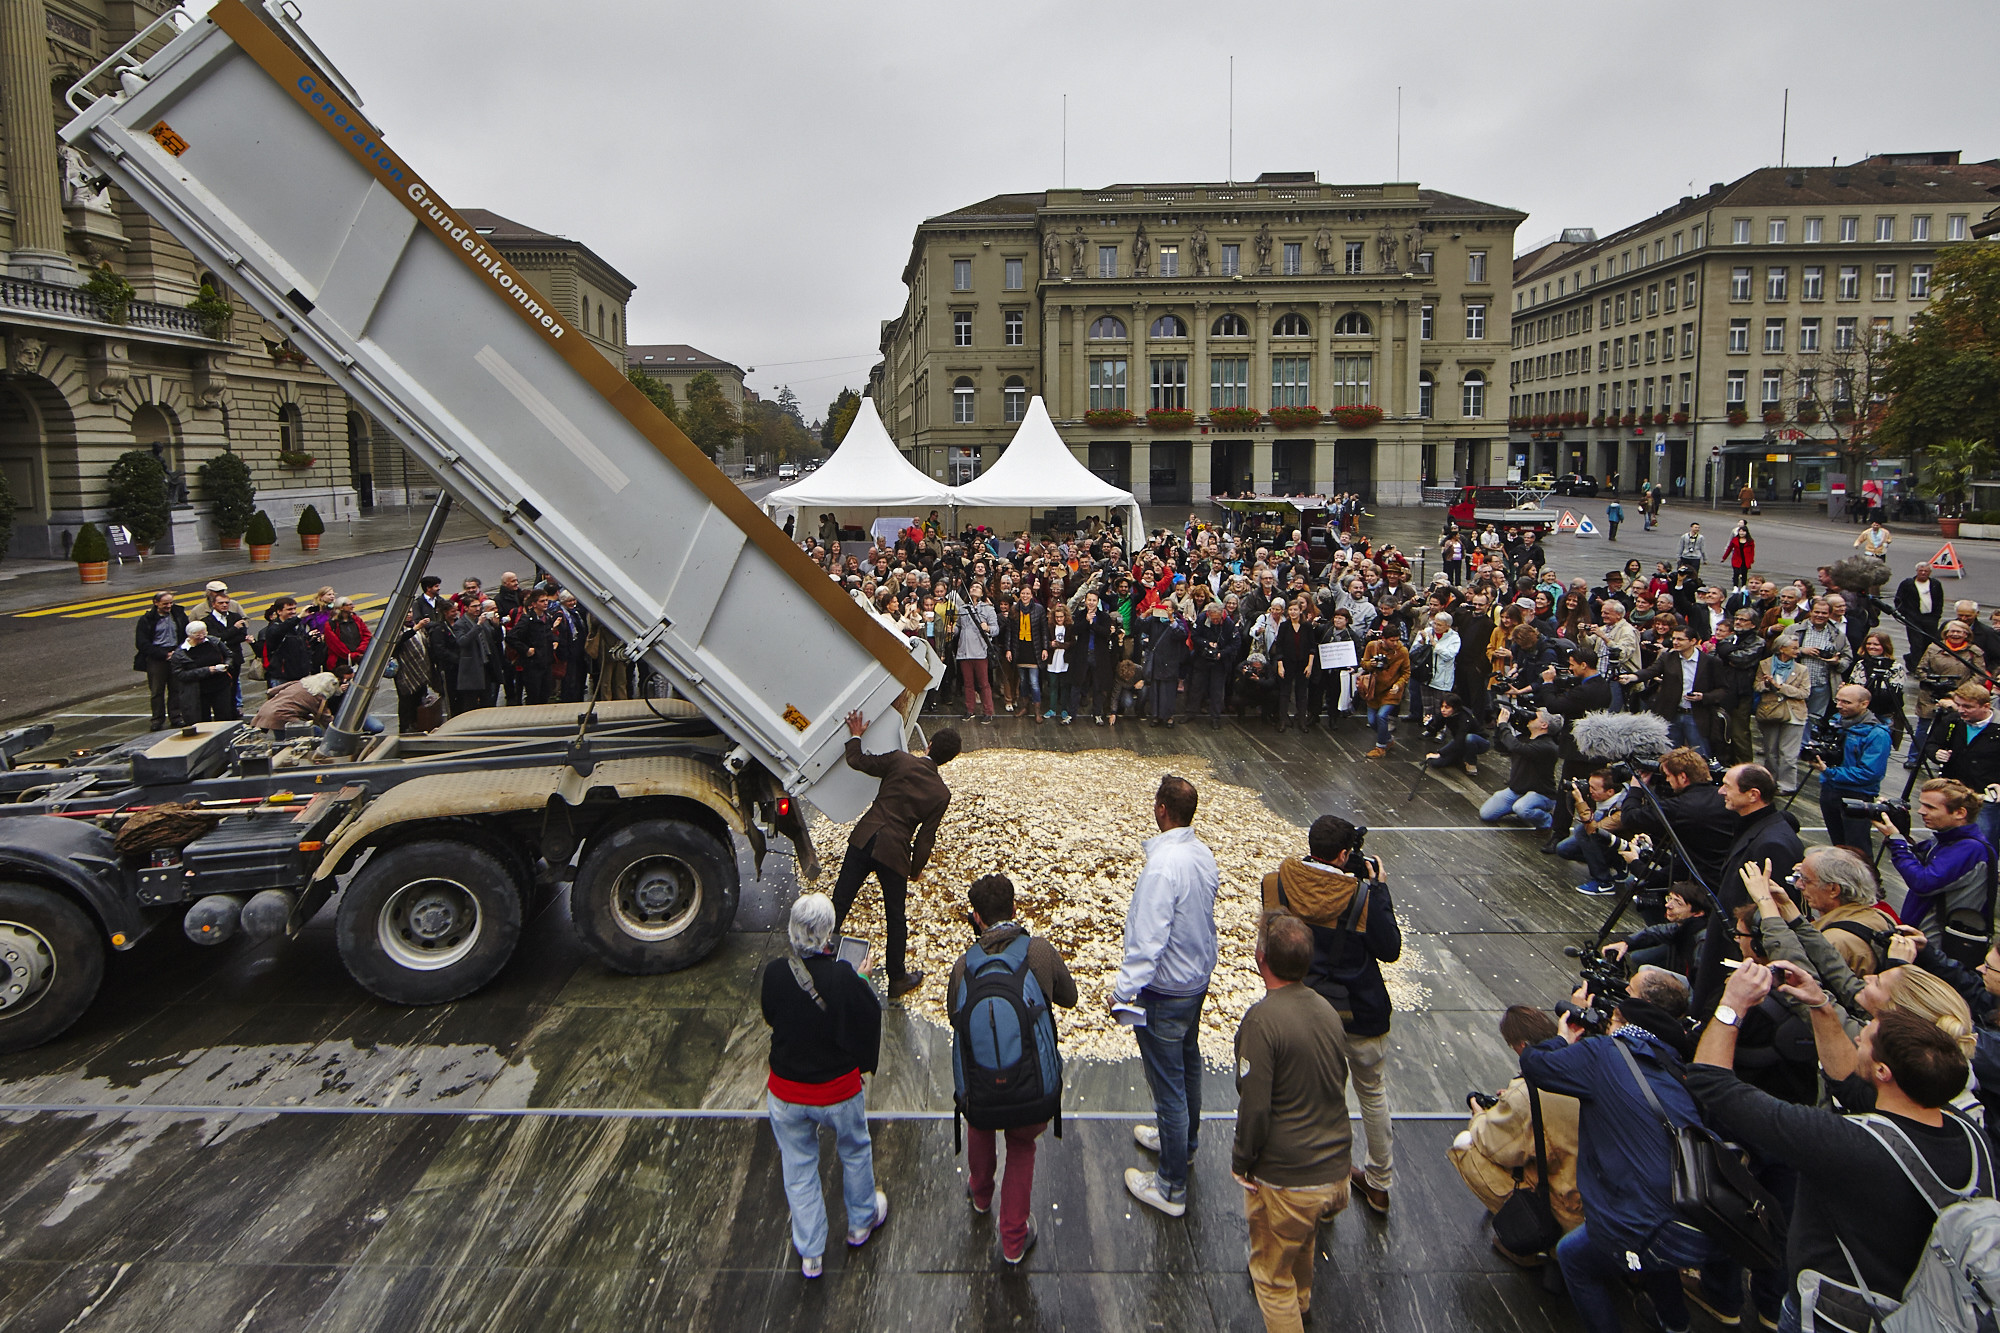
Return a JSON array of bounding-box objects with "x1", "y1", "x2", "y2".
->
[
  {"x1": 1719, "y1": 957, "x2": 1745, "y2": 971},
  {"x1": 836, "y1": 935, "x2": 869, "y2": 970}
]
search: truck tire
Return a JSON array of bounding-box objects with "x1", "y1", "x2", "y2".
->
[
  {"x1": 569, "y1": 819, "x2": 738, "y2": 974},
  {"x1": 0, "y1": 882, "x2": 106, "y2": 1055},
  {"x1": 335, "y1": 841, "x2": 523, "y2": 1005}
]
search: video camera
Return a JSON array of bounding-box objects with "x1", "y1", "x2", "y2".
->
[
  {"x1": 1918, "y1": 673, "x2": 1961, "y2": 697},
  {"x1": 1799, "y1": 715, "x2": 1846, "y2": 767},
  {"x1": 1563, "y1": 944, "x2": 1632, "y2": 1035}
]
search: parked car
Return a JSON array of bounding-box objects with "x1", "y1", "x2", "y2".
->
[
  {"x1": 777, "y1": 463, "x2": 798, "y2": 479},
  {"x1": 1556, "y1": 473, "x2": 1599, "y2": 497},
  {"x1": 1526, "y1": 472, "x2": 1559, "y2": 489}
]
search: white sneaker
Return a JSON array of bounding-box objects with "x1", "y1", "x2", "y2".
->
[
  {"x1": 847, "y1": 1189, "x2": 889, "y2": 1247},
  {"x1": 1133, "y1": 1123, "x2": 1161, "y2": 1153},
  {"x1": 801, "y1": 1254, "x2": 822, "y2": 1279},
  {"x1": 1124, "y1": 1168, "x2": 1187, "y2": 1217}
]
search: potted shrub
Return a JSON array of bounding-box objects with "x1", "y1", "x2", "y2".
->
[
  {"x1": 1621, "y1": 411, "x2": 1638, "y2": 427},
  {"x1": 296, "y1": 503, "x2": 325, "y2": 551},
  {"x1": 1269, "y1": 405, "x2": 1322, "y2": 430},
  {"x1": 1209, "y1": 406, "x2": 1261, "y2": 431},
  {"x1": 1728, "y1": 408, "x2": 1750, "y2": 426},
  {"x1": 245, "y1": 509, "x2": 277, "y2": 561},
  {"x1": 1082, "y1": 407, "x2": 1136, "y2": 428},
  {"x1": 187, "y1": 283, "x2": 232, "y2": 339},
  {"x1": 1920, "y1": 437, "x2": 1995, "y2": 539},
  {"x1": 71, "y1": 522, "x2": 111, "y2": 584},
  {"x1": 105, "y1": 449, "x2": 171, "y2": 555},
  {"x1": 1332, "y1": 404, "x2": 1384, "y2": 430},
  {"x1": 82, "y1": 263, "x2": 135, "y2": 325},
  {"x1": 1145, "y1": 408, "x2": 1194, "y2": 431},
  {"x1": 198, "y1": 451, "x2": 256, "y2": 549}
]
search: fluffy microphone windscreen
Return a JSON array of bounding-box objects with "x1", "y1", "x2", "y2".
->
[
  {"x1": 1572, "y1": 709, "x2": 1674, "y2": 760},
  {"x1": 1827, "y1": 555, "x2": 1893, "y2": 594}
]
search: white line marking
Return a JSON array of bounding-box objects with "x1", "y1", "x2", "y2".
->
[{"x1": 0, "y1": 1101, "x2": 1467, "y2": 1122}]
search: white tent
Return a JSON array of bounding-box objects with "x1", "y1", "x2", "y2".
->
[
  {"x1": 762, "y1": 397, "x2": 955, "y2": 540},
  {"x1": 951, "y1": 396, "x2": 1144, "y2": 549}
]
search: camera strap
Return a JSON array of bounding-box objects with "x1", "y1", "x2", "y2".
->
[{"x1": 1525, "y1": 1075, "x2": 1553, "y2": 1210}]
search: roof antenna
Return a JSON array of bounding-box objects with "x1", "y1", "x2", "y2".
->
[
  {"x1": 1396, "y1": 86, "x2": 1402, "y2": 180},
  {"x1": 1228, "y1": 57, "x2": 1234, "y2": 185},
  {"x1": 1062, "y1": 93, "x2": 1067, "y2": 189},
  {"x1": 1780, "y1": 88, "x2": 1789, "y2": 168}
]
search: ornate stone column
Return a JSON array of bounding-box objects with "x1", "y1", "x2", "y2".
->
[
  {"x1": 1128, "y1": 300, "x2": 1150, "y2": 504},
  {"x1": 1, "y1": 0, "x2": 76, "y2": 283},
  {"x1": 1042, "y1": 301, "x2": 1063, "y2": 418},
  {"x1": 1190, "y1": 300, "x2": 1211, "y2": 503}
]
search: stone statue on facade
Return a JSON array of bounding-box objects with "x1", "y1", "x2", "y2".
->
[
  {"x1": 1405, "y1": 224, "x2": 1425, "y2": 272},
  {"x1": 58, "y1": 146, "x2": 113, "y2": 214},
  {"x1": 1253, "y1": 223, "x2": 1273, "y2": 273},
  {"x1": 1069, "y1": 224, "x2": 1087, "y2": 275},
  {"x1": 9, "y1": 334, "x2": 47, "y2": 376},
  {"x1": 1044, "y1": 231, "x2": 1062, "y2": 278},
  {"x1": 1132, "y1": 223, "x2": 1150, "y2": 278},
  {"x1": 1314, "y1": 225, "x2": 1335, "y2": 272},
  {"x1": 1190, "y1": 223, "x2": 1211, "y2": 277},
  {"x1": 1377, "y1": 224, "x2": 1400, "y2": 273}
]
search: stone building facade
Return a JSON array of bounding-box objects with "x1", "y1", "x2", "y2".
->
[
  {"x1": 1508, "y1": 152, "x2": 2000, "y2": 500},
  {"x1": 624, "y1": 344, "x2": 746, "y2": 413},
  {"x1": 871, "y1": 172, "x2": 1523, "y2": 505}
]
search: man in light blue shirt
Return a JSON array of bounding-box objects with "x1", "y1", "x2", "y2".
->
[{"x1": 1115, "y1": 774, "x2": 1220, "y2": 1216}]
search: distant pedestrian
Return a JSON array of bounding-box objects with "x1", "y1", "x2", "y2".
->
[
  {"x1": 950, "y1": 873, "x2": 1077, "y2": 1267},
  {"x1": 1604, "y1": 500, "x2": 1622, "y2": 543},
  {"x1": 761, "y1": 892, "x2": 887, "y2": 1280},
  {"x1": 1233, "y1": 911, "x2": 1353, "y2": 1333},
  {"x1": 1117, "y1": 774, "x2": 1221, "y2": 1217},
  {"x1": 133, "y1": 590, "x2": 189, "y2": 729}
]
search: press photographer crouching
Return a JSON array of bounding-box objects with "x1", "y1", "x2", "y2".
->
[
  {"x1": 1477, "y1": 706, "x2": 1563, "y2": 830},
  {"x1": 1602, "y1": 890, "x2": 1709, "y2": 977},
  {"x1": 1811, "y1": 684, "x2": 1893, "y2": 849},
  {"x1": 1449, "y1": 1006, "x2": 1584, "y2": 1264},
  {"x1": 1549, "y1": 769, "x2": 1628, "y2": 894},
  {"x1": 1519, "y1": 966, "x2": 1713, "y2": 1333},
  {"x1": 1535, "y1": 646, "x2": 1614, "y2": 785},
  {"x1": 1875, "y1": 779, "x2": 1995, "y2": 968}
]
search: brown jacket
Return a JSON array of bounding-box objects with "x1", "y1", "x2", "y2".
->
[
  {"x1": 1353, "y1": 639, "x2": 1409, "y2": 707},
  {"x1": 1448, "y1": 1075, "x2": 1585, "y2": 1231},
  {"x1": 843, "y1": 737, "x2": 952, "y2": 877},
  {"x1": 1815, "y1": 901, "x2": 1897, "y2": 976}
]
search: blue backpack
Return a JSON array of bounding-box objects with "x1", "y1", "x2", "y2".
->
[{"x1": 951, "y1": 932, "x2": 1063, "y2": 1146}]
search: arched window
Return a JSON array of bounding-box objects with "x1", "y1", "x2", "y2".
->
[
  {"x1": 597, "y1": 305, "x2": 606, "y2": 338},
  {"x1": 1333, "y1": 311, "x2": 1372, "y2": 336},
  {"x1": 582, "y1": 297, "x2": 591, "y2": 328},
  {"x1": 953, "y1": 377, "x2": 975, "y2": 424},
  {"x1": 1088, "y1": 315, "x2": 1127, "y2": 340},
  {"x1": 1462, "y1": 371, "x2": 1487, "y2": 419},
  {"x1": 1211, "y1": 312, "x2": 1248, "y2": 337},
  {"x1": 1149, "y1": 313, "x2": 1187, "y2": 339},
  {"x1": 1003, "y1": 376, "x2": 1027, "y2": 423},
  {"x1": 276, "y1": 402, "x2": 304, "y2": 455},
  {"x1": 1273, "y1": 312, "x2": 1310, "y2": 337},
  {"x1": 1418, "y1": 371, "x2": 1435, "y2": 419}
]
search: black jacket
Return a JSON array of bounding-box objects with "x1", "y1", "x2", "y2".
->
[
  {"x1": 1534, "y1": 670, "x2": 1614, "y2": 779},
  {"x1": 1630, "y1": 648, "x2": 1725, "y2": 731},
  {"x1": 759, "y1": 952, "x2": 882, "y2": 1086},
  {"x1": 133, "y1": 605, "x2": 189, "y2": 667},
  {"x1": 1307, "y1": 876, "x2": 1402, "y2": 1038},
  {"x1": 1936, "y1": 716, "x2": 2000, "y2": 790},
  {"x1": 1715, "y1": 804, "x2": 1805, "y2": 912},
  {"x1": 1712, "y1": 630, "x2": 1767, "y2": 703},
  {"x1": 200, "y1": 606, "x2": 249, "y2": 670},
  {"x1": 1618, "y1": 780, "x2": 1738, "y2": 894},
  {"x1": 1895, "y1": 576, "x2": 1946, "y2": 639},
  {"x1": 1493, "y1": 726, "x2": 1561, "y2": 798}
]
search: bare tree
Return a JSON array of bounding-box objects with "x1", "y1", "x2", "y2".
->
[{"x1": 1785, "y1": 321, "x2": 1895, "y2": 482}]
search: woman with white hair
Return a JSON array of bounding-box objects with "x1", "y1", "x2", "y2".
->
[
  {"x1": 169, "y1": 619, "x2": 235, "y2": 724},
  {"x1": 761, "y1": 891, "x2": 887, "y2": 1279}
]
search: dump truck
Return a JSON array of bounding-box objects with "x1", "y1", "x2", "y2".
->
[{"x1": 0, "y1": 0, "x2": 941, "y2": 1054}]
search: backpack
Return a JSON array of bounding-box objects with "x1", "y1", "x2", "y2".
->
[
  {"x1": 1799, "y1": 1112, "x2": 2000, "y2": 1333},
  {"x1": 950, "y1": 933, "x2": 1062, "y2": 1147}
]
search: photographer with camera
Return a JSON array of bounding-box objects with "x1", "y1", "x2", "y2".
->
[
  {"x1": 1260, "y1": 814, "x2": 1401, "y2": 1217},
  {"x1": 1603, "y1": 891, "x2": 1708, "y2": 977},
  {"x1": 1552, "y1": 769, "x2": 1628, "y2": 894},
  {"x1": 1616, "y1": 748, "x2": 1736, "y2": 902},
  {"x1": 1713, "y1": 608, "x2": 1769, "y2": 765},
  {"x1": 1794, "y1": 845, "x2": 1898, "y2": 977},
  {"x1": 1877, "y1": 779, "x2": 1995, "y2": 968},
  {"x1": 1519, "y1": 966, "x2": 1712, "y2": 1333},
  {"x1": 1478, "y1": 706, "x2": 1563, "y2": 830},
  {"x1": 1422, "y1": 691, "x2": 1489, "y2": 776},
  {"x1": 1357, "y1": 623, "x2": 1411, "y2": 760},
  {"x1": 1797, "y1": 598, "x2": 1854, "y2": 720},
  {"x1": 1449, "y1": 1006, "x2": 1585, "y2": 1263},
  {"x1": 1535, "y1": 646, "x2": 1614, "y2": 785},
  {"x1": 1814, "y1": 684, "x2": 1893, "y2": 850},
  {"x1": 1926, "y1": 683, "x2": 2000, "y2": 847}
]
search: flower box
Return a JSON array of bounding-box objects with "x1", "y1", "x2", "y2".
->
[
  {"x1": 1268, "y1": 406, "x2": 1323, "y2": 430},
  {"x1": 1620, "y1": 412, "x2": 1638, "y2": 426},
  {"x1": 277, "y1": 451, "x2": 316, "y2": 468},
  {"x1": 1082, "y1": 408, "x2": 1136, "y2": 428},
  {"x1": 1331, "y1": 405, "x2": 1384, "y2": 430},
  {"x1": 1833, "y1": 408, "x2": 1857, "y2": 425},
  {"x1": 1672, "y1": 411, "x2": 1689, "y2": 425},
  {"x1": 1728, "y1": 409, "x2": 1749, "y2": 426},
  {"x1": 1762, "y1": 409, "x2": 1785, "y2": 424},
  {"x1": 1796, "y1": 407, "x2": 1821, "y2": 425},
  {"x1": 1208, "y1": 407, "x2": 1262, "y2": 431},
  {"x1": 1145, "y1": 408, "x2": 1194, "y2": 431}
]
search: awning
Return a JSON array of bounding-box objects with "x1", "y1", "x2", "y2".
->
[{"x1": 1716, "y1": 440, "x2": 1839, "y2": 458}]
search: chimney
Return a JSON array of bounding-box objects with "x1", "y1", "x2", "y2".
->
[{"x1": 1709, "y1": 182, "x2": 1725, "y2": 194}]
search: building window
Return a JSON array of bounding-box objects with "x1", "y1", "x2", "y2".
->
[
  {"x1": 1088, "y1": 315, "x2": 1126, "y2": 339},
  {"x1": 1836, "y1": 216, "x2": 1858, "y2": 243},
  {"x1": 1679, "y1": 374, "x2": 1692, "y2": 408},
  {"x1": 1730, "y1": 267, "x2": 1752, "y2": 300},
  {"x1": 953, "y1": 311, "x2": 973, "y2": 347},
  {"x1": 1644, "y1": 379, "x2": 1656, "y2": 410},
  {"x1": 1004, "y1": 258, "x2": 1023, "y2": 290},
  {"x1": 1664, "y1": 281, "x2": 1677, "y2": 313},
  {"x1": 1333, "y1": 311, "x2": 1372, "y2": 335},
  {"x1": 1329, "y1": 355, "x2": 1372, "y2": 407},
  {"x1": 1684, "y1": 274, "x2": 1697, "y2": 307},
  {"x1": 1766, "y1": 267, "x2": 1788, "y2": 301},
  {"x1": 1833, "y1": 371, "x2": 1854, "y2": 402},
  {"x1": 953, "y1": 377, "x2": 975, "y2": 422},
  {"x1": 1763, "y1": 318, "x2": 1786, "y2": 353},
  {"x1": 1344, "y1": 241, "x2": 1364, "y2": 274},
  {"x1": 1838, "y1": 265, "x2": 1860, "y2": 300},
  {"x1": 1271, "y1": 357, "x2": 1311, "y2": 407},
  {"x1": 1647, "y1": 284, "x2": 1660, "y2": 316},
  {"x1": 1157, "y1": 245, "x2": 1179, "y2": 277},
  {"x1": 1461, "y1": 372, "x2": 1486, "y2": 418},
  {"x1": 1273, "y1": 312, "x2": 1310, "y2": 337},
  {"x1": 1615, "y1": 294, "x2": 1627, "y2": 323},
  {"x1": 1870, "y1": 316, "x2": 1893, "y2": 347},
  {"x1": 1800, "y1": 317, "x2": 1821, "y2": 352},
  {"x1": 1761, "y1": 370, "x2": 1781, "y2": 405},
  {"x1": 1835, "y1": 316, "x2": 1857, "y2": 350},
  {"x1": 1911, "y1": 263, "x2": 1932, "y2": 299},
  {"x1": 1768, "y1": 218, "x2": 1787, "y2": 245},
  {"x1": 1420, "y1": 304, "x2": 1433, "y2": 340},
  {"x1": 1692, "y1": 223, "x2": 1705, "y2": 248},
  {"x1": 1005, "y1": 310, "x2": 1024, "y2": 346},
  {"x1": 1221, "y1": 243, "x2": 1239, "y2": 276},
  {"x1": 1803, "y1": 217, "x2": 1823, "y2": 243},
  {"x1": 1150, "y1": 358, "x2": 1188, "y2": 410},
  {"x1": 1728, "y1": 318, "x2": 1750, "y2": 353},
  {"x1": 1597, "y1": 340, "x2": 1608, "y2": 371},
  {"x1": 1088, "y1": 358, "x2": 1127, "y2": 408},
  {"x1": 1464, "y1": 250, "x2": 1486, "y2": 283},
  {"x1": 1875, "y1": 215, "x2": 1895, "y2": 242},
  {"x1": 1417, "y1": 371, "x2": 1434, "y2": 418},
  {"x1": 1210, "y1": 357, "x2": 1248, "y2": 410},
  {"x1": 1726, "y1": 371, "x2": 1746, "y2": 405},
  {"x1": 1911, "y1": 215, "x2": 1931, "y2": 243},
  {"x1": 1873, "y1": 265, "x2": 1896, "y2": 300},
  {"x1": 953, "y1": 259, "x2": 972, "y2": 291},
  {"x1": 1644, "y1": 330, "x2": 1657, "y2": 362},
  {"x1": 1568, "y1": 309, "x2": 1581, "y2": 336},
  {"x1": 1098, "y1": 245, "x2": 1118, "y2": 278},
  {"x1": 1801, "y1": 266, "x2": 1824, "y2": 301},
  {"x1": 1149, "y1": 313, "x2": 1188, "y2": 339},
  {"x1": 1797, "y1": 369, "x2": 1817, "y2": 403},
  {"x1": 1682, "y1": 323, "x2": 1695, "y2": 357},
  {"x1": 278, "y1": 402, "x2": 302, "y2": 454},
  {"x1": 1281, "y1": 242, "x2": 1302, "y2": 275},
  {"x1": 1732, "y1": 218, "x2": 1751, "y2": 244},
  {"x1": 1416, "y1": 251, "x2": 1434, "y2": 274},
  {"x1": 1949, "y1": 215, "x2": 1968, "y2": 242},
  {"x1": 1211, "y1": 312, "x2": 1248, "y2": 337},
  {"x1": 1465, "y1": 304, "x2": 1486, "y2": 339},
  {"x1": 1003, "y1": 377, "x2": 1027, "y2": 422}
]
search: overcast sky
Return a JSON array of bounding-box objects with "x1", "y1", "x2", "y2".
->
[{"x1": 275, "y1": 0, "x2": 2000, "y2": 420}]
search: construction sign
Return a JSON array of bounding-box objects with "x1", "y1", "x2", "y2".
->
[
  {"x1": 1574, "y1": 516, "x2": 1599, "y2": 538},
  {"x1": 1557, "y1": 510, "x2": 1579, "y2": 532},
  {"x1": 1932, "y1": 542, "x2": 1965, "y2": 577}
]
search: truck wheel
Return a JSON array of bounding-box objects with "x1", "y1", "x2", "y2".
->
[
  {"x1": 0, "y1": 883, "x2": 106, "y2": 1055},
  {"x1": 570, "y1": 820, "x2": 738, "y2": 974},
  {"x1": 335, "y1": 841, "x2": 522, "y2": 1004}
]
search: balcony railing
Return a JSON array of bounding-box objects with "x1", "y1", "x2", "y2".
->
[{"x1": 0, "y1": 275, "x2": 217, "y2": 338}]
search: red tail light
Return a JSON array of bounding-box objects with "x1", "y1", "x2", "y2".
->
[{"x1": 775, "y1": 797, "x2": 792, "y2": 819}]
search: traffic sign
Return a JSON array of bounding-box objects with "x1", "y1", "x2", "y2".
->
[
  {"x1": 1932, "y1": 542, "x2": 1965, "y2": 577},
  {"x1": 1575, "y1": 516, "x2": 1599, "y2": 538},
  {"x1": 1557, "y1": 510, "x2": 1579, "y2": 531}
]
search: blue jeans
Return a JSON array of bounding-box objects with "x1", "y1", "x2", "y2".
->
[
  {"x1": 1015, "y1": 663, "x2": 1040, "y2": 705},
  {"x1": 767, "y1": 1088, "x2": 877, "y2": 1260},
  {"x1": 1666, "y1": 711, "x2": 1711, "y2": 757},
  {"x1": 1369, "y1": 703, "x2": 1397, "y2": 747},
  {"x1": 1133, "y1": 989, "x2": 1206, "y2": 1197},
  {"x1": 1479, "y1": 788, "x2": 1556, "y2": 828},
  {"x1": 1558, "y1": 1222, "x2": 1691, "y2": 1333},
  {"x1": 1557, "y1": 822, "x2": 1620, "y2": 882}
]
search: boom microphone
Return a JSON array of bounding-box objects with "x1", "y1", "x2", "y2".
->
[
  {"x1": 1827, "y1": 555, "x2": 1893, "y2": 596},
  {"x1": 1572, "y1": 710, "x2": 1673, "y2": 761}
]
